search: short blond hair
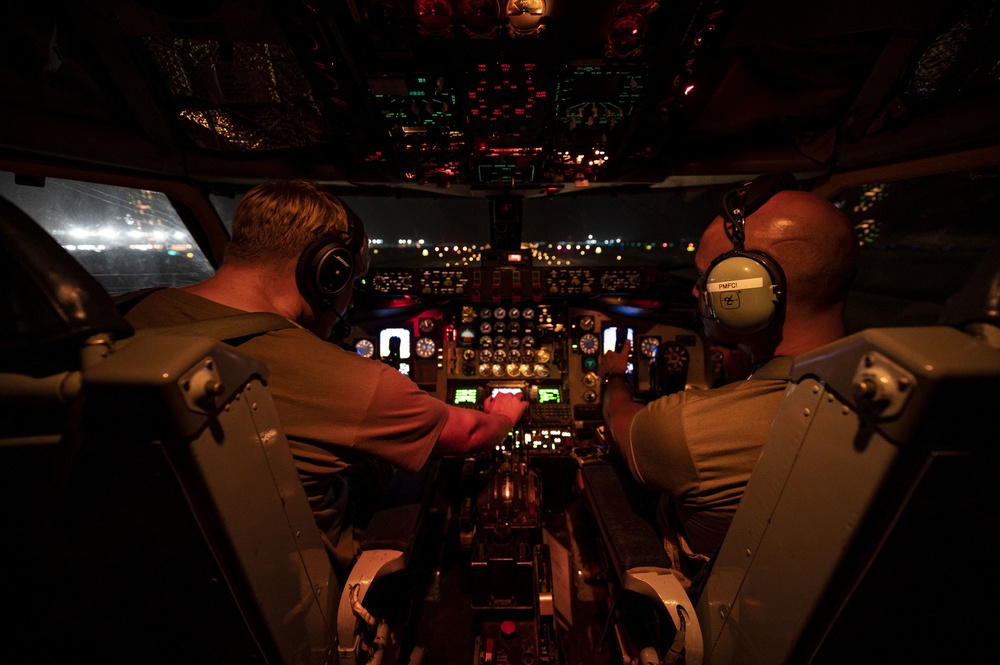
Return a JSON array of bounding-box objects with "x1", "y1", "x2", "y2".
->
[{"x1": 225, "y1": 180, "x2": 348, "y2": 265}]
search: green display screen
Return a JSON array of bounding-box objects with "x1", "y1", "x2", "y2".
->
[
  {"x1": 537, "y1": 387, "x2": 561, "y2": 403},
  {"x1": 453, "y1": 387, "x2": 479, "y2": 405}
]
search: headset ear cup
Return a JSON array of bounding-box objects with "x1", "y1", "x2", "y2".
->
[
  {"x1": 703, "y1": 252, "x2": 784, "y2": 334},
  {"x1": 296, "y1": 239, "x2": 355, "y2": 305}
]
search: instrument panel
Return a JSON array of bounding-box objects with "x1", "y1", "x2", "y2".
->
[
  {"x1": 368, "y1": 265, "x2": 662, "y2": 300},
  {"x1": 349, "y1": 268, "x2": 711, "y2": 454}
]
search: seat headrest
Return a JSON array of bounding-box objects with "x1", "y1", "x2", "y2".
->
[{"x1": 0, "y1": 195, "x2": 133, "y2": 375}]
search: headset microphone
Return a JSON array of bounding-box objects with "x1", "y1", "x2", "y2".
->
[{"x1": 329, "y1": 308, "x2": 353, "y2": 340}]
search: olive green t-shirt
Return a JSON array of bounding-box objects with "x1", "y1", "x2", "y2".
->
[
  {"x1": 623, "y1": 358, "x2": 791, "y2": 557},
  {"x1": 125, "y1": 289, "x2": 448, "y2": 543}
]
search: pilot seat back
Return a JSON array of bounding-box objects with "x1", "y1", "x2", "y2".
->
[
  {"x1": 695, "y1": 323, "x2": 1000, "y2": 664},
  {"x1": 0, "y1": 196, "x2": 336, "y2": 664}
]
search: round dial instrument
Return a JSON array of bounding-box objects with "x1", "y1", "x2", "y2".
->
[
  {"x1": 479, "y1": 349, "x2": 493, "y2": 363},
  {"x1": 418, "y1": 318, "x2": 435, "y2": 333},
  {"x1": 579, "y1": 332, "x2": 600, "y2": 355},
  {"x1": 508, "y1": 307, "x2": 520, "y2": 319},
  {"x1": 640, "y1": 336, "x2": 660, "y2": 358},
  {"x1": 354, "y1": 339, "x2": 375, "y2": 358},
  {"x1": 535, "y1": 347, "x2": 551, "y2": 363},
  {"x1": 479, "y1": 321, "x2": 492, "y2": 334},
  {"x1": 493, "y1": 306, "x2": 507, "y2": 319},
  {"x1": 415, "y1": 337, "x2": 436, "y2": 358},
  {"x1": 579, "y1": 315, "x2": 595, "y2": 331},
  {"x1": 521, "y1": 307, "x2": 535, "y2": 320}
]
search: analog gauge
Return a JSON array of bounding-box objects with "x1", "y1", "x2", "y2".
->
[
  {"x1": 493, "y1": 348, "x2": 507, "y2": 363},
  {"x1": 493, "y1": 306, "x2": 507, "y2": 319},
  {"x1": 579, "y1": 332, "x2": 600, "y2": 355},
  {"x1": 520, "y1": 363, "x2": 533, "y2": 377},
  {"x1": 478, "y1": 363, "x2": 493, "y2": 378},
  {"x1": 462, "y1": 348, "x2": 477, "y2": 361},
  {"x1": 509, "y1": 307, "x2": 520, "y2": 319},
  {"x1": 508, "y1": 336, "x2": 520, "y2": 348},
  {"x1": 493, "y1": 321, "x2": 506, "y2": 334},
  {"x1": 492, "y1": 363, "x2": 505, "y2": 378},
  {"x1": 479, "y1": 321, "x2": 492, "y2": 334},
  {"x1": 507, "y1": 321, "x2": 520, "y2": 334},
  {"x1": 579, "y1": 315, "x2": 595, "y2": 331},
  {"x1": 521, "y1": 307, "x2": 535, "y2": 320},
  {"x1": 493, "y1": 336, "x2": 506, "y2": 348},
  {"x1": 533, "y1": 363, "x2": 550, "y2": 378},
  {"x1": 418, "y1": 318, "x2": 436, "y2": 334},
  {"x1": 479, "y1": 335, "x2": 492, "y2": 348},
  {"x1": 535, "y1": 347, "x2": 551, "y2": 363},
  {"x1": 479, "y1": 348, "x2": 493, "y2": 363},
  {"x1": 659, "y1": 342, "x2": 690, "y2": 371},
  {"x1": 522, "y1": 348, "x2": 535, "y2": 363},
  {"x1": 583, "y1": 372, "x2": 599, "y2": 388},
  {"x1": 509, "y1": 348, "x2": 521, "y2": 362},
  {"x1": 415, "y1": 337, "x2": 436, "y2": 358},
  {"x1": 640, "y1": 336, "x2": 660, "y2": 358},
  {"x1": 354, "y1": 339, "x2": 375, "y2": 358},
  {"x1": 521, "y1": 335, "x2": 535, "y2": 349},
  {"x1": 506, "y1": 363, "x2": 520, "y2": 377},
  {"x1": 480, "y1": 307, "x2": 493, "y2": 319}
]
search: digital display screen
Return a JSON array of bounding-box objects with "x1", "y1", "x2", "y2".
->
[
  {"x1": 492, "y1": 387, "x2": 523, "y2": 398},
  {"x1": 379, "y1": 327, "x2": 411, "y2": 358},
  {"x1": 602, "y1": 326, "x2": 634, "y2": 353},
  {"x1": 453, "y1": 387, "x2": 479, "y2": 405},
  {"x1": 537, "y1": 387, "x2": 561, "y2": 403}
]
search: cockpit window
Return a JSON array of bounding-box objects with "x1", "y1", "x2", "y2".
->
[{"x1": 0, "y1": 172, "x2": 214, "y2": 295}]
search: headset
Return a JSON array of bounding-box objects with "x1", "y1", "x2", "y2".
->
[
  {"x1": 698, "y1": 173, "x2": 796, "y2": 335},
  {"x1": 295, "y1": 211, "x2": 369, "y2": 338}
]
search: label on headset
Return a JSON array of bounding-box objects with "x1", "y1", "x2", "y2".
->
[{"x1": 706, "y1": 277, "x2": 764, "y2": 292}]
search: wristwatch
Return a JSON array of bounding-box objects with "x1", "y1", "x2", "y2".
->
[{"x1": 601, "y1": 372, "x2": 628, "y2": 387}]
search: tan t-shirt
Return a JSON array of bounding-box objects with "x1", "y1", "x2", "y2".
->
[
  {"x1": 124, "y1": 289, "x2": 448, "y2": 541},
  {"x1": 622, "y1": 358, "x2": 791, "y2": 557}
]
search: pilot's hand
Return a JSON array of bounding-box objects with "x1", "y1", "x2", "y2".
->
[
  {"x1": 599, "y1": 338, "x2": 631, "y2": 376},
  {"x1": 484, "y1": 391, "x2": 529, "y2": 427}
]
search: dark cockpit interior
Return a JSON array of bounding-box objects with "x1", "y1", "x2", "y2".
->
[{"x1": 2, "y1": 2, "x2": 1000, "y2": 664}]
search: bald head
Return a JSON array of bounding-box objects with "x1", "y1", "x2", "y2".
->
[{"x1": 697, "y1": 190, "x2": 858, "y2": 315}]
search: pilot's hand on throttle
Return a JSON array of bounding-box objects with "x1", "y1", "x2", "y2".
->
[
  {"x1": 599, "y1": 338, "x2": 631, "y2": 376},
  {"x1": 484, "y1": 392, "x2": 528, "y2": 426}
]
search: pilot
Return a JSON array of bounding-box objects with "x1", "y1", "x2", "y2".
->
[
  {"x1": 123, "y1": 179, "x2": 528, "y2": 572},
  {"x1": 599, "y1": 176, "x2": 858, "y2": 590}
]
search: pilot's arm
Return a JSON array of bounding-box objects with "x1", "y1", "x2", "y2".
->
[
  {"x1": 599, "y1": 340, "x2": 644, "y2": 451},
  {"x1": 433, "y1": 392, "x2": 528, "y2": 457}
]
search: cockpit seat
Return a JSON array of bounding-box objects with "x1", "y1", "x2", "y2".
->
[
  {"x1": 337, "y1": 463, "x2": 441, "y2": 665},
  {"x1": 0, "y1": 196, "x2": 337, "y2": 664},
  {"x1": 581, "y1": 460, "x2": 703, "y2": 665},
  {"x1": 694, "y1": 325, "x2": 1000, "y2": 664}
]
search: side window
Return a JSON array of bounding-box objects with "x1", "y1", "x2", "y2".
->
[{"x1": 0, "y1": 172, "x2": 214, "y2": 295}]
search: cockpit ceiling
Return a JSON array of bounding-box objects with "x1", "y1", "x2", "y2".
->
[{"x1": 1, "y1": 1, "x2": 999, "y2": 191}]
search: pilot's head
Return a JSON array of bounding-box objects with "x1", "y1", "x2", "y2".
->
[
  {"x1": 694, "y1": 188, "x2": 858, "y2": 344},
  {"x1": 226, "y1": 179, "x2": 369, "y2": 331}
]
